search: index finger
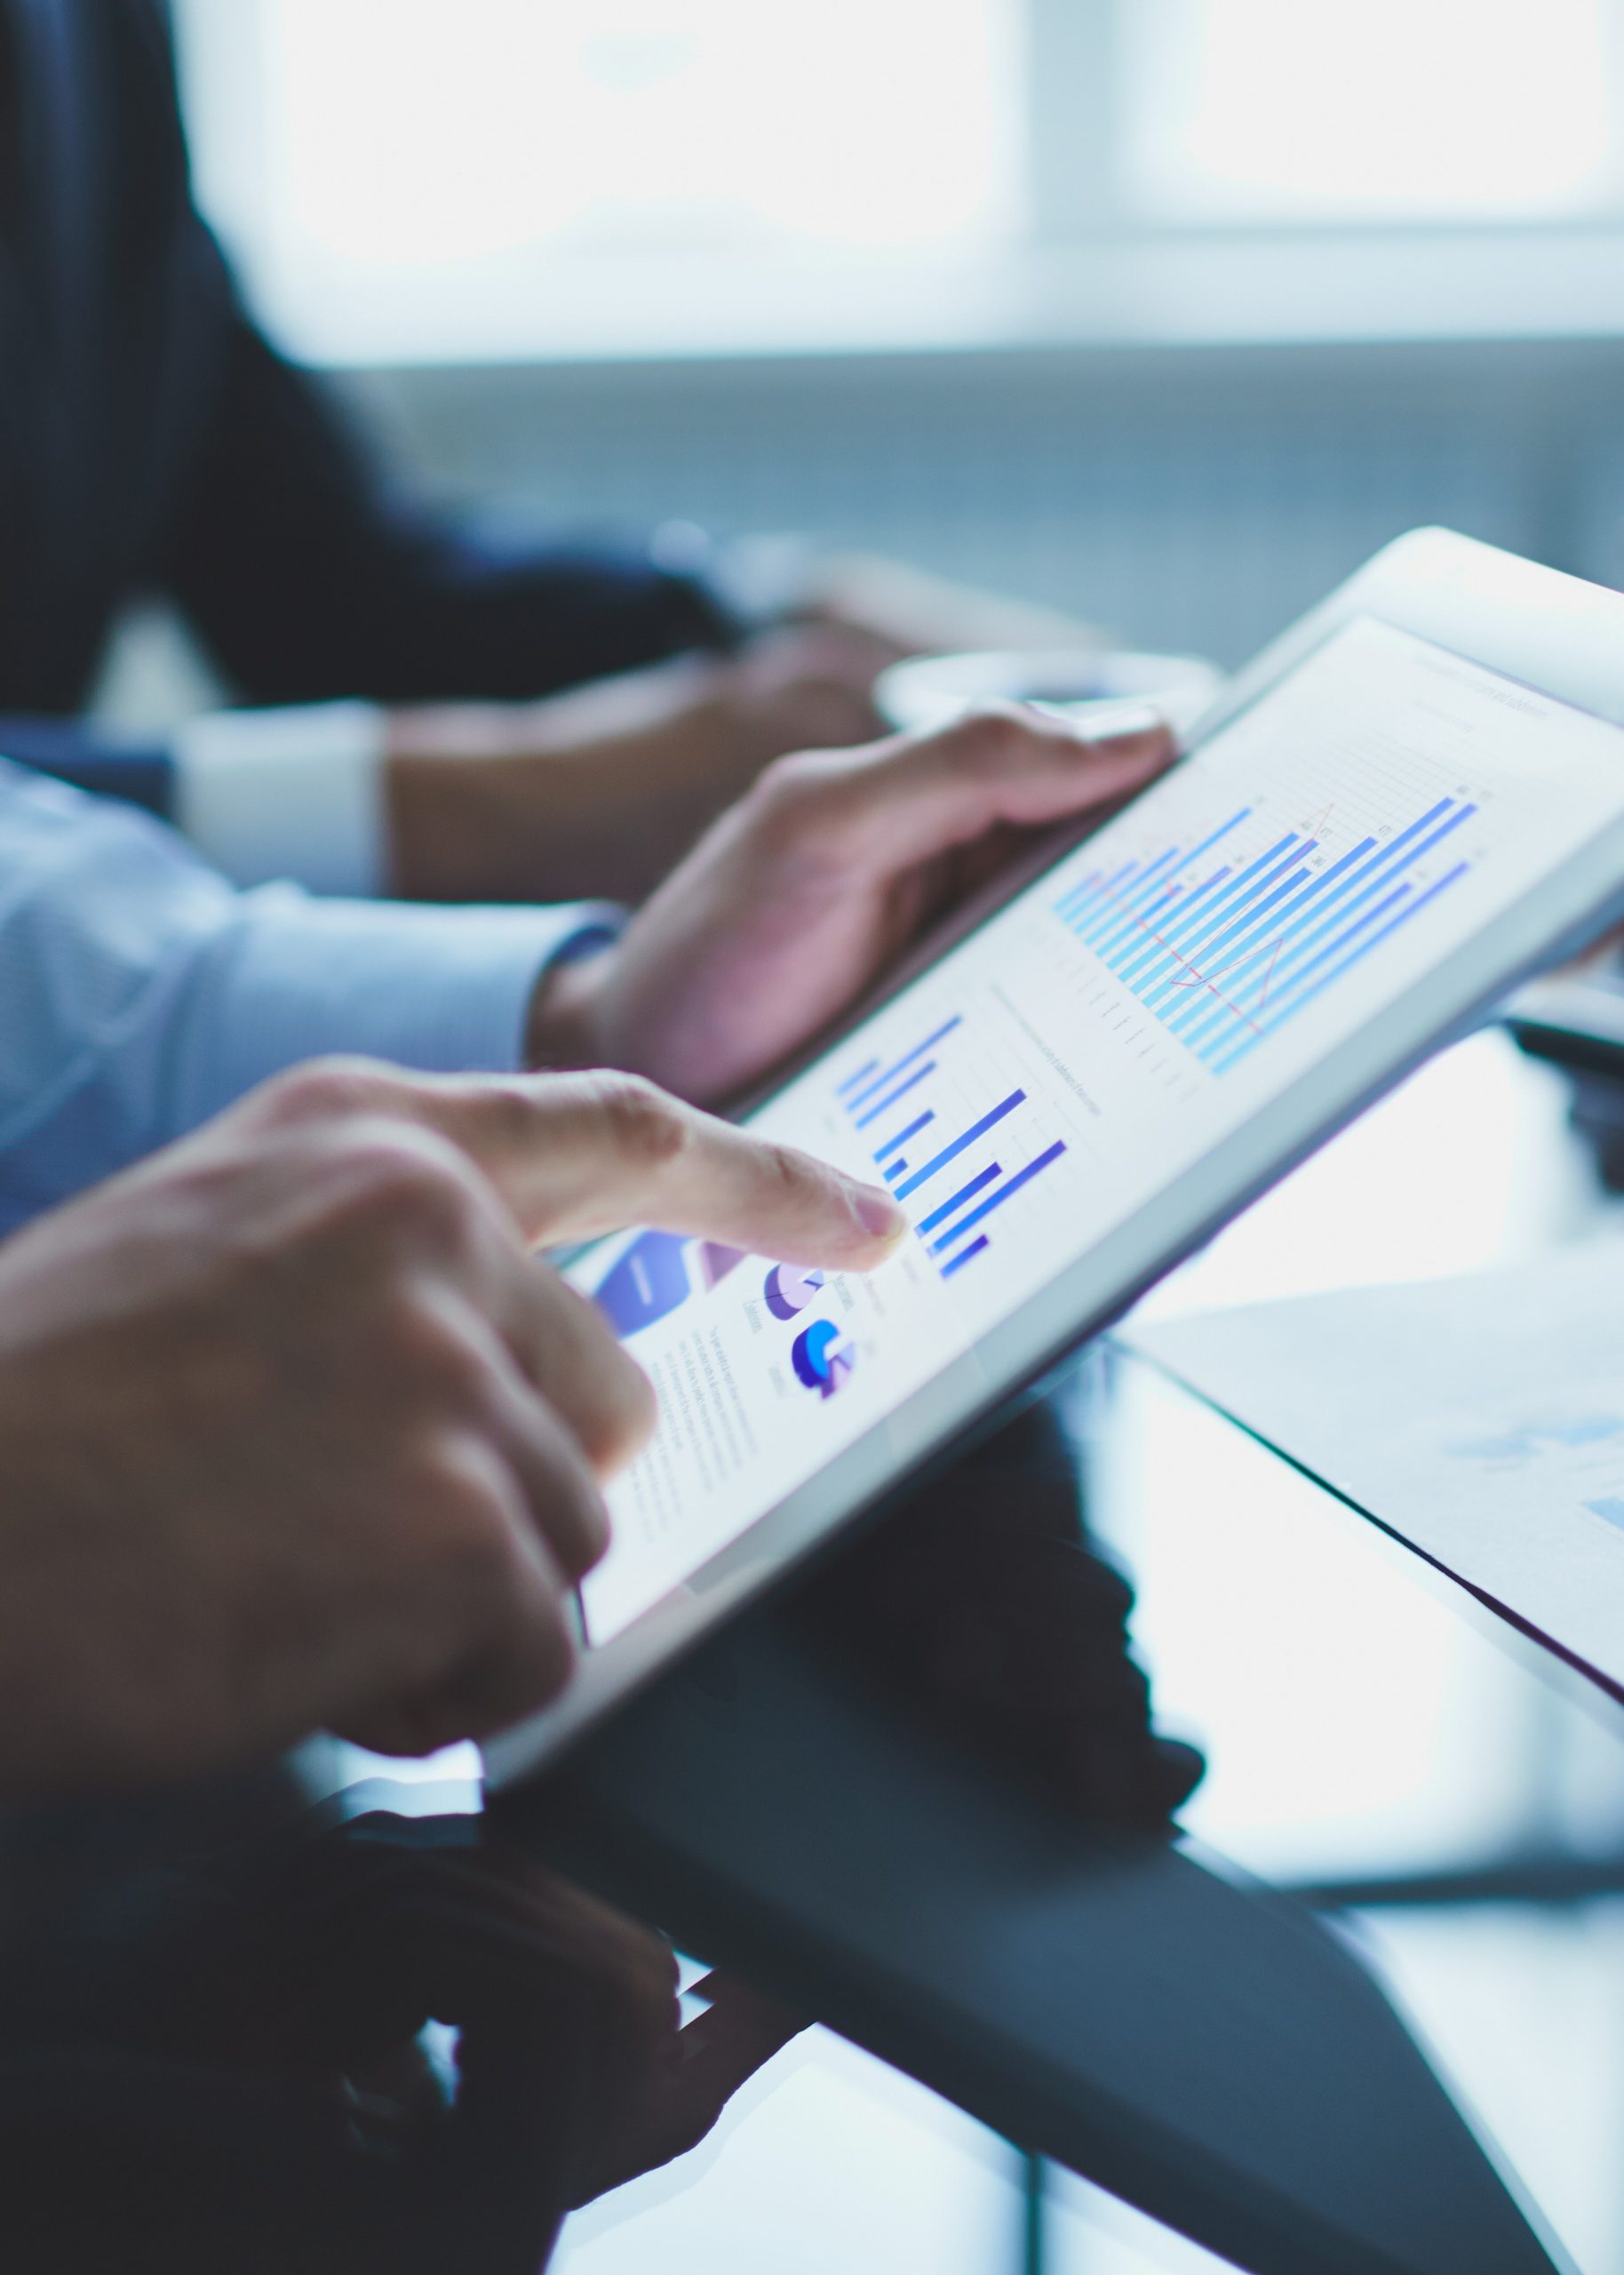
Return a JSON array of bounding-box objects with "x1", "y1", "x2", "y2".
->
[
  {"x1": 498, "y1": 1074, "x2": 910, "y2": 1260},
  {"x1": 322, "y1": 1069, "x2": 910, "y2": 1263}
]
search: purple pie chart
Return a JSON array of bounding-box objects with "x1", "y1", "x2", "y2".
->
[{"x1": 765, "y1": 1263, "x2": 826, "y2": 1321}]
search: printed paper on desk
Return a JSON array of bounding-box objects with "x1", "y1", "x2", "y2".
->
[{"x1": 1121, "y1": 1238, "x2": 1624, "y2": 1692}]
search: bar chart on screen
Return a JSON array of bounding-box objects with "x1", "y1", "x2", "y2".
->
[
  {"x1": 836, "y1": 1016, "x2": 1068, "y2": 1283},
  {"x1": 1054, "y1": 785, "x2": 1478, "y2": 1075}
]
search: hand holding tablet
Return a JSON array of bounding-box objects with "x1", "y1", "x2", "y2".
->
[
  {"x1": 490, "y1": 531, "x2": 1624, "y2": 1786},
  {"x1": 532, "y1": 703, "x2": 1176, "y2": 1106}
]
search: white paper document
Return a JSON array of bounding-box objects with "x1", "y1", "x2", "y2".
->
[{"x1": 1122, "y1": 1239, "x2": 1624, "y2": 1689}]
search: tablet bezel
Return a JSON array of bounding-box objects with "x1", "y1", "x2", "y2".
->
[{"x1": 485, "y1": 528, "x2": 1624, "y2": 1789}]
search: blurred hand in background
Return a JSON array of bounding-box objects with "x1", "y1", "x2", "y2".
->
[{"x1": 385, "y1": 559, "x2": 1104, "y2": 909}]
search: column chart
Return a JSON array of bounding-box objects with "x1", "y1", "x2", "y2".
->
[
  {"x1": 1054, "y1": 789, "x2": 1477, "y2": 1075},
  {"x1": 836, "y1": 1017, "x2": 1067, "y2": 1281}
]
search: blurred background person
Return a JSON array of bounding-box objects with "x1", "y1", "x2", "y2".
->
[
  {"x1": 0, "y1": 0, "x2": 1089, "y2": 913},
  {"x1": 154, "y1": 0, "x2": 1624, "y2": 871}
]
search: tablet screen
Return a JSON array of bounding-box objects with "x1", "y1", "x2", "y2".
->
[{"x1": 575, "y1": 615, "x2": 1624, "y2": 1643}]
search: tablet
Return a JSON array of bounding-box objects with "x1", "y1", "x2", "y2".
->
[{"x1": 485, "y1": 529, "x2": 1624, "y2": 1787}]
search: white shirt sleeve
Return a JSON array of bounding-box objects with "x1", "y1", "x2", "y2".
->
[
  {"x1": 172, "y1": 701, "x2": 387, "y2": 897},
  {"x1": 0, "y1": 762, "x2": 624, "y2": 1234},
  {"x1": 649, "y1": 522, "x2": 817, "y2": 637}
]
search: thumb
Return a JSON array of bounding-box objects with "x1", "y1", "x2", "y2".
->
[{"x1": 777, "y1": 705, "x2": 1176, "y2": 880}]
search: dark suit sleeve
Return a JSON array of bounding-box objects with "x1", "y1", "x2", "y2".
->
[
  {"x1": 0, "y1": 274, "x2": 741, "y2": 815},
  {"x1": 0, "y1": 720, "x2": 173, "y2": 817},
  {"x1": 157, "y1": 279, "x2": 738, "y2": 709}
]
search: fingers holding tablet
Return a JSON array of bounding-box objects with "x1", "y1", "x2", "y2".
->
[
  {"x1": 755, "y1": 703, "x2": 1178, "y2": 878},
  {"x1": 531, "y1": 706, "x2": 1177, "y2": 1106}
]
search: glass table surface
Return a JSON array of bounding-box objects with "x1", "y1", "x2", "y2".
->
[{"x1": 554, "y1": 1029, "x2": 1624, "y2": 2274}]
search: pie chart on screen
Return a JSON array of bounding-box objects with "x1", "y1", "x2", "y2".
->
[
  {"x1": 792, "y1": 1318, "x2": 856, "y2": 1400},
  {"x1": 765, "y1": 1264, "x2": 826, "y2": 1321}
]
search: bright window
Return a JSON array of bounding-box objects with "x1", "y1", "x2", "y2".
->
[
  {"x1": 173, "y1": 0, "x2": 1624, "y2": 363},
  {"x1": 1117, "y1": 0, "x2": 1620, "y2": 223},
  {"x1": 205, "y1": 0, "x2": 1025, "y2": 270}
]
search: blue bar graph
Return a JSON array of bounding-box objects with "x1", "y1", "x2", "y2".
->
[
  {"x1": 1082, "y1": 810, "x2": 1254, "y2": 960},
  {"x1": 874, "y1": 1111, "x2": 932, "y2": 1166},
  {"x1": 835, "y1": 1014, "x2": 1068, "y2": 1281},
  {"x1": 893, "y1": 1091, "x2": 1026, "y2": 1203},
  {"x1": 854, "y1": 1059, "x2": 935, "y2": 1131},
  {"x1": 1177, "y1": 877, "x2": 1408, "y2": 1053},
  {"x1": 1115, "y1": 833, "x2": 1302, "y2": 988},
  {"x1": 1076, "y1": 848, "x2": 1184, "y2": 949},
  {"x1": 1107, "y1": 863, "x2": 1233, "y2": 973},
  {"x1": 1061, "y1": 811, "x2": 1250, "y2": 940},
  {"x1": 1055, "y1": 793, "x2": 1477, "y2": 1074},
  {"x1": 1176, "y1": 802, "x2": 1474, "y2": 1059},
  {"x1": 918, "y1": 1161, "x2": 1001, "y2": 1236},
  {"x1": 1209, "y1": 862, "x2": 1470, "y2": 1074},
  {"x1": 1135, "y1": 841, "x2": 1316, "y2": 1010},
  {"x1": 1056, "y1": 860, "x2": 1136, "y2": 922},
  {"x1": 845, "y1": 1018, "x2": 963, "y2": 1114},
  {"x1": 1161, "y1": 832, "x2": 1380, "y2": 1034},
  {"x1": 929, "y1": 1143, "x2": 1068, "y2": 1252}
]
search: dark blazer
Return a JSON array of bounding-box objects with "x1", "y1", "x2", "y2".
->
[{"x1": 0, "y1": 0, "x2": 731, "y2": 811}]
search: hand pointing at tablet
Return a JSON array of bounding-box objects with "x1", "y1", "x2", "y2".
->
[
  {"x1": 0, "y1": 1062, "x2": 904, "y2": 1794},
  {"x1": 530, "y1": 706, "x2": 1176, "y2": 1104},
  {"x1": 0, "y1": 707, "x2": 1164, "y2": 1796}
]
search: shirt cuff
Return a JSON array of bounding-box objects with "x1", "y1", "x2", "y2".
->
[
  {"x1": 172, "y1": 896, "x2": 627, "y2": 1130},
  {"x1": 172, "y1": 702, "x2": 387, "y2": 897},
  {"x1": 649, "y1": 523, "x2": 820, "y2": 642}
]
